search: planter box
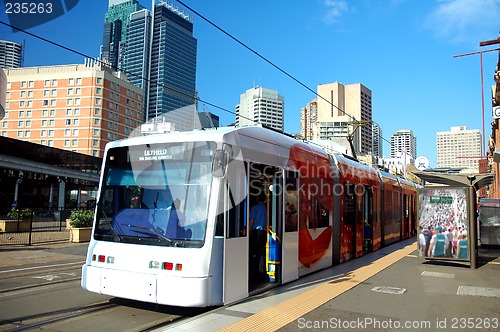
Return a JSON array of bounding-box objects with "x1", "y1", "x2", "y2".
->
[
  {"x1": 69, "y1": 227, "x2": 92, "y2": 243},
  {"x1": 0, "y1": 219, "x2": 31, "y2": 232}
]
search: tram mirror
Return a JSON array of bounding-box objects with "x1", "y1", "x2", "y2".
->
[{"x1": 211, "y1": 149, "x2": 229, "y2": 178}]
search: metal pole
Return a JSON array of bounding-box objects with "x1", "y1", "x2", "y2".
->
[
  {"x1": 468, "y1": 185, "x2": 477, "y2": 269},
  {"x1": 480, "y1": 52, "x2": 485, "y2": 157}
]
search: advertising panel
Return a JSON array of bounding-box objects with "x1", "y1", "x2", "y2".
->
[{"x1": 417, "y1": 187, "x2": 469, "y2": 261}]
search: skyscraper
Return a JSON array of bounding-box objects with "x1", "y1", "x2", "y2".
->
[
  {"x1": 100, "y1": 0, "x2": 145, "y2": 71},
  {"x1": 147, "y1": 2, "x2": 197, "y2": 123},
  {"x1": 315, "y1": 82, "x2": 372, "y2": 156},
  {"x1": 235, "y1": 87, "x2": 284, "y2": 132},
  {"x1": 300, "y1": 100, "x2": 318, "y2": 140},
  {"x1": 0, "y1": 40, "x2": 22, "y2": 69},
  {"x1": 437, "y1": 126, "x2": 481, "y2": 170},
  {"x1": 390, "y1": 129, "x2": 417, "y2": 159},
  {"x1": 372, "y1": 122, "x2": 383, "y2": 159}
]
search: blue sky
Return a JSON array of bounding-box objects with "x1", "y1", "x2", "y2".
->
[{"x1": 1, "y1": 0, "x2": 499, "y2": 167}]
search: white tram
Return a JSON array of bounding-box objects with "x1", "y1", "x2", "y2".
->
[{"x1": 81, "y1": 125, "x2": 418, "y2": 307}]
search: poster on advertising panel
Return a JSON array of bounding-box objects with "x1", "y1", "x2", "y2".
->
[{"x1": 417, "y1": 187, "x2": 469, "y2": 261}]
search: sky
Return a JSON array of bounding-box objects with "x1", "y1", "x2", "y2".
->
[{"x1": 1, "y1": 0, "x2": 499, "y2": 167}]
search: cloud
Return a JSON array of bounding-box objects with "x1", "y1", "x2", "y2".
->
[
  {"x1": 424, "y1": 0, "x2": 500, "y2": 43},
  {"x1": 322, "y1": 0, "x2": 351, "y2": 25}
]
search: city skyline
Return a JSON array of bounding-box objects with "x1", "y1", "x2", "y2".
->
[{"x1": 1, "y1": 0, "x2": 499, "y2": 166}]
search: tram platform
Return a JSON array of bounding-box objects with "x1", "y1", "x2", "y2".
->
[{"x1": 160, "y1": 238, "x2": 500, "y2": 332}]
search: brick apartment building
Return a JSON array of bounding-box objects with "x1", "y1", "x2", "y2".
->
[{"x1": 2, "y1": 60, "x2": 144, "y2": 157}]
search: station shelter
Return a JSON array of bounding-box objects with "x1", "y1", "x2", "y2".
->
[
  {"x1": 415, "y1": 171, "x2": 495, "y2": 269},
  {"x1": 0, "y1": 136, "x2": 101, "y2": 216}
]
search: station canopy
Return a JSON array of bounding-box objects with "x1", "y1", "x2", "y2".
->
[{"x1": 414, "y1": 171, "x2": 495, "y2": 191}]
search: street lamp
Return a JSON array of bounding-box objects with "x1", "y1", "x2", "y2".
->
[{"x1": 453, "y1": 41, "x2": 500, "y2": 159}]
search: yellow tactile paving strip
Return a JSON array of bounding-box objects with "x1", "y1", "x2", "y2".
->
[{"x1": 218, "y1": 242, "x2": 416, "y2": 332}]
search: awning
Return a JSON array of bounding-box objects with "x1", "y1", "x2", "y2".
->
[{"x1": 414, "y1": 171, "x2": 495, "y2": 191}]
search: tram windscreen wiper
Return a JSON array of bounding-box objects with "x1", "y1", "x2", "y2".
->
[
  {"x1": 101, "y1": 211, "x2": 122, "y2": 242},
  {"x1": 123, "y1": 224, "x2": 179, "y2": 246}
]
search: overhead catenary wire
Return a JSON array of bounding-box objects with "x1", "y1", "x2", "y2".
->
[{"x1": 1, "y1": 3, "x2": 404, "y2": 159}]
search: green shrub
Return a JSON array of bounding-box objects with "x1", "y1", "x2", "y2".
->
[
  {"x1": 69, "y1": 209, "x2": 94, "y2": 228},
  {"x1": 7, "y1": 208, "x2": 33, "y2": 220}
]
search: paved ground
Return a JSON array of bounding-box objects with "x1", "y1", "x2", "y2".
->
[{"x1": 278, "y1": 246, "x2": 500, "y2": 331}]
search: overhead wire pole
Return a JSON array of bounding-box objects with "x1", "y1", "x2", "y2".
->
[{"x1": 453, "y1": 45, "x2": 500, "y2": 160}]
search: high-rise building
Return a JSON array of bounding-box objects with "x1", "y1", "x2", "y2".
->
[
  {"x1": 300, "y1": 100, "x2": 317, "y2": 140},
  {"x1": 235, "y1": 87, "x2": 284, "y2": 132},
  {"x1": 372, "y1": 122, "x2": 383, "y2": 158},
  {"x1": 437, "y1": 126, "x2": 482, "y2": 170},
  {"x1": 100, "y1": 0, "x2": 145, "y2": 71},
  {"x1": 146, "y1": 2, "x2": 197, "y2": 123},
  {"x1": 315, "y1": 82, "x2": 372, "y2": 156},
  {"x1": 0, "y1": 69, "x2": 6, "y2": 120},
  {"x1": 126, "y1": 9, "x2": 152, "y2": 92},
  {"x1": 105, "y1": 1, "x2": 198, "y2": 126},
  {"x1": 2, "y1": 61, "x2": 144, "y2": 157},
  {"x1": 390, "y1": 129, "x2": 417, "y2": 159},
  {"x1": 0, "y1": 40, "x2": 22, "y2": 69}
]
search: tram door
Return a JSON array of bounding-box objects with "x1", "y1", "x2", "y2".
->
[
  {"x1": 247, "y1": 164, "x2": 283, "y2": 291},
  {"x1": 282, "y1": 170, "x2": 299, "y2": 283},
  {"x1": 268, "y1": 170, "x2": 284, "y2": 283},
  {"x1": 222, "y1": 162, "x2": 248, "y2": 304}
]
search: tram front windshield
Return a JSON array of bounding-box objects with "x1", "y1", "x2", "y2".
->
[{"x1": 94, "y1": 141, "x2": 216, "y2": 248}]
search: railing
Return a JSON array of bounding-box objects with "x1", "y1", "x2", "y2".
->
[{"x1": 0, "y1": 208, "x2": 74, "y2": 245}]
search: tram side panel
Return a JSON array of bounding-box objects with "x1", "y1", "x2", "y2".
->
[
  {"x1": 287, "y1": 143, "x2": 334, "y2": 276},
  {"x1": 380, "y1": 172, "x2": 402, "y2": 246}
]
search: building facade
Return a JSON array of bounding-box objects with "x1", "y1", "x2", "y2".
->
[
  {"x1": 2, "y1": 61, "x2": 144, "y2": 157},
  {"x1": 372, "y1": 122, "x2": 383, "y2": 159},
  {"x1": 300, "y1": 100, "x2": 317, "y2": 140},
  {"x1": 104, "y1": 1, "x2": 198, "y2": 126},
  {"x1": 0, "y1": 40, "x2": 22, "y2": 69},
  {"x1": 314, "y1": 82, "x2": 372, "y2": 156},
  {"x1": 437, "y1": 126, "x2": 481, "y2": 170},
  {"x1": 390, "y1": 129, "x2": 417, "y2": 159},
  {"x1": 100, "y1": 0, "x2": 145, "y2": 71},
  {"x1": 146, "y1": 2, "x2": 197, "y2": 123},
  {"x1": 235, "y1": 87, "x2": 284, "y2": 131}
]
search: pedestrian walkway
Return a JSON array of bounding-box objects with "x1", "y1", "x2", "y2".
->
[{"x1": 159, "y1": 238, "x2": 500, "y2": 332}]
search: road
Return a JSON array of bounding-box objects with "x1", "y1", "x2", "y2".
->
[{"x1": 0, "y1": 243, "x2": 206, "y2": 332}]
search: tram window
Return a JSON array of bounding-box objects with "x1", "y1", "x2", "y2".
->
[
  {"x1": 344, "y1": 184, "x2": 355, "y2": 225},
  {"x1": 225, "y1": 161, "x2": 247, "y2": 239},
  {"x1": 285, "y1": 171, "x2": 298, "y2": 232}
]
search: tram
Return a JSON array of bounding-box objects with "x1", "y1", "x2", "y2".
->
[{"x1": 81, "y1": 125, "x2": 418, "y2": 307}]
